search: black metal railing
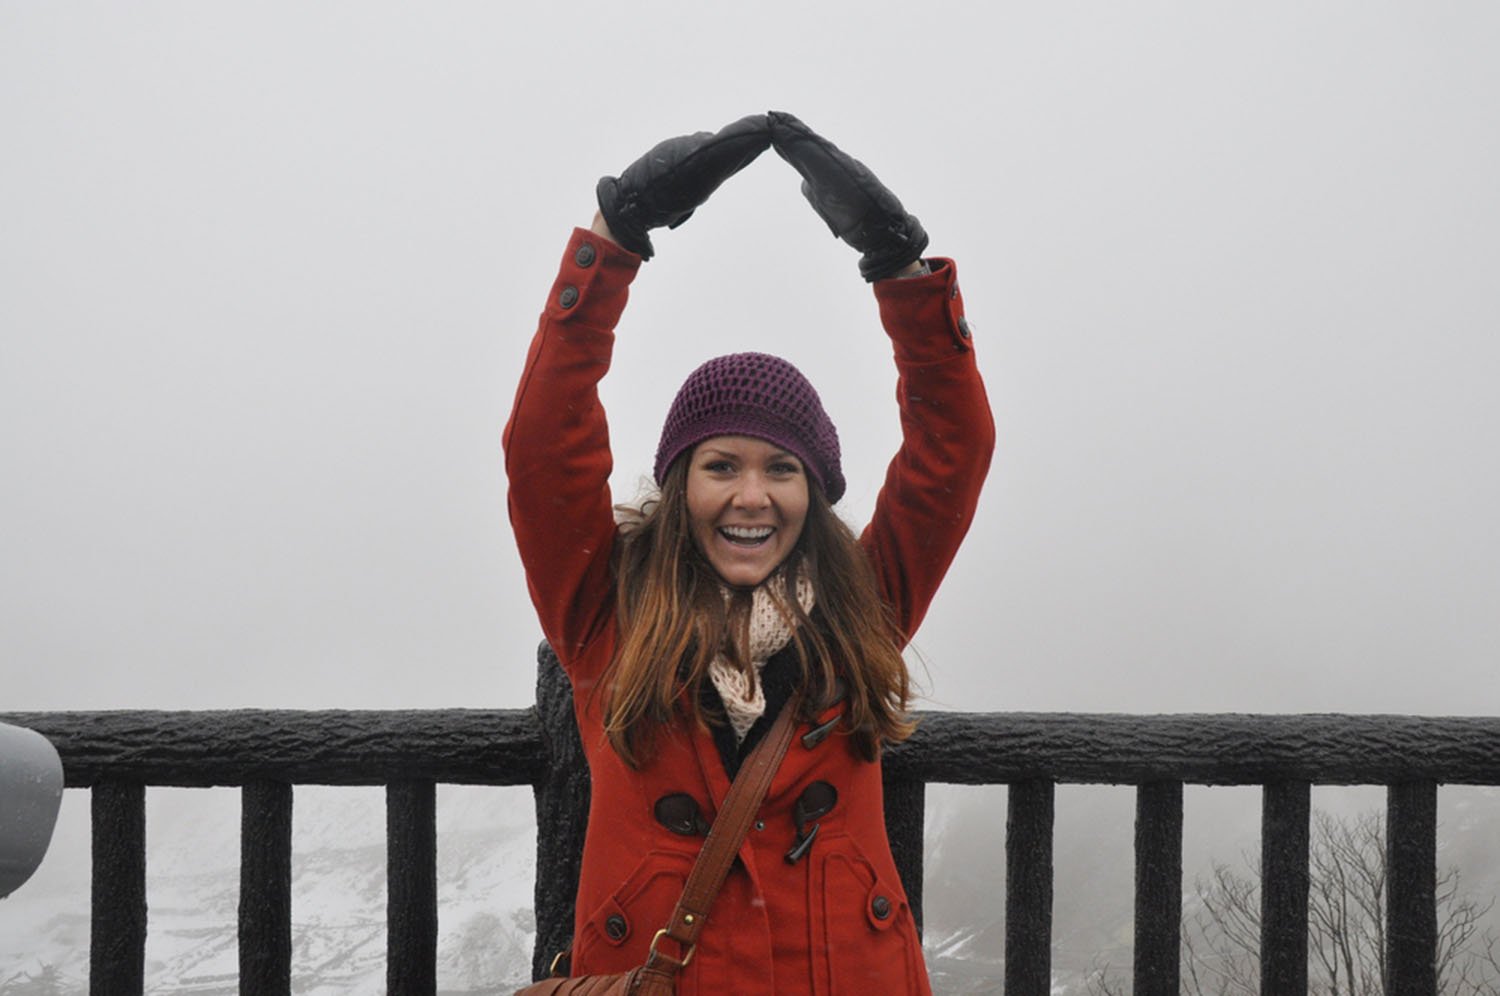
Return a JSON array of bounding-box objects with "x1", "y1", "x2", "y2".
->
[{"x1": 6, "y1": 642, "x2": 1500, "y2": 996}]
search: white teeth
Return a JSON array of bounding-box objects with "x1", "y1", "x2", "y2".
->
[{"x1": 721, "y1": 526, "x2": 773, "y2": 541}]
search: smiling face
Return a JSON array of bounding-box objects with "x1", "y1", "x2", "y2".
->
[{"x1": 685, "y1": 435, "x2": 810, "y2": 588}]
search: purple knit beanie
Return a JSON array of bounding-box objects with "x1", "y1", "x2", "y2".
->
[{"x1": 654, "y1": 352, "x2": 845, "y2": 503}]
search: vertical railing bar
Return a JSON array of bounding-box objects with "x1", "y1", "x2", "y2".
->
[
  {"x1": 533, "y1": 646, "x2": 590, "y2": 981},
  {"x1": 1387, "y1": 781, "x2": 1438, "y2": 996},
  {"x1": 882, "y1": 773, "x2": 926, "y2": 937},
  {"x1": 91, "y1": 780, "x2": 146, "y2": 996},
  {"x1": 387, "y1": 780, "x2": 438, "y2": 996},
  {"x1": 240, "y1": 780, "x2": 293, "y2": 996},
  {"x1": 1133, "y1": 781, "x2": 1183, "y2": 996},
  {"x1": 1005, "y1": 779, "x2": 1055, "y2": 996},
  {"x1": 1260, "y1": 780, "x2": 1310, "y2": 996}
]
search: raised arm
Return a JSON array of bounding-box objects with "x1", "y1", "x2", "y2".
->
[
  {"x1": 865, "y1": 259, "x2": 994, "y2": 642},
  {"x1": 504, "y1": 228, "x2": 638, "y2": 665},
  {"x1": 769, "y1": 111, "x2": 995, "y2": 641},
  {"x1": 504, "y1": 116, "x2": 772, "y2": 667}
]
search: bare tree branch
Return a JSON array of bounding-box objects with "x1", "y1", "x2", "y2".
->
[{"x1": 1099, "y1": 807, "x2": 1500, "y2": 996}]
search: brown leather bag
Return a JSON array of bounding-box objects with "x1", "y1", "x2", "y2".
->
[
  {"x1": 515, "y1": 699, "x2": 802, "y2": 995},
  {"x1": 512, "y1": 965, "x2": 663, "y2": 995}
]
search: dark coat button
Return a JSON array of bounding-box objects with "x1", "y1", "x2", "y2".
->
[
  {"x1": 654, "y1": 794, "x2": 704, "y2": 837},
  {"x1": 575, "y1": 243, "x2": 597, "y2": 267},
  {"x1": 872, "y1": 895, "x2": 892, "y2": 920},
  {"x1": 957, "y1": 316, "x2": 972, "y2": 339},
  {"x1": 793, "y1": 782, "x2": 838, "y2": 828},
  {"x1": 559, "y1": 285, "x2": 579, "y2": 309},
  {"x1": 605, "y1": 913, "x2": 627, "y2": 940}
]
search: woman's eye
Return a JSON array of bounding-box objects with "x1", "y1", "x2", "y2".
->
[{"x1": 770, "y1": 461, "x2": 802, "y2": 476}]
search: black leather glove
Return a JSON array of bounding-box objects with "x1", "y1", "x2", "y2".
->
[
  {"x1": 596, "y1": 114, "x2": 771, "y2": 260},
  {"x1": 768, "y1": 111, "x2": 929, "y2": 282}
]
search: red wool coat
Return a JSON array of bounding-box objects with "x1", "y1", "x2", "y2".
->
[{"x1": 504, "y1": 229, "x2": 995, "y2": 993}]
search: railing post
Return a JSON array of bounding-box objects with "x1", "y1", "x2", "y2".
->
[
  {"x1": 91, "y1": 780, "x2": 146, "y2": 996},
  {"x1": 532, "y1": 643, "x2": 591, "y2": 982},
  {"x1": 1133, "y1": 781, "x2": 1182, "y2": 996},
  {"x1": 387, "y1": 780, "x2": 437, "y2": 995},
  {"x1": 240, "y1": 780, "x2": 293, "y2": 995},
  {"x1": 1387, "y1": 781, "x2": 1438, "y2": 996},
  {"x1": 1005, "y1": 779, "x2": 1054, "y2": 996},
  {"x1": 882, "y1": 772, "x2": 925, "y2": 936},
  {"x1": 1260, "y1": 780, "x2": 1310, "y2": 996}
]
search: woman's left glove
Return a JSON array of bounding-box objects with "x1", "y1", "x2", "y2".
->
[
  {"x1": 768, "y1": 111, "x2": 928, "y2": 281},
  {"x1": 596, "y1": 114, "x2": 771, "y2": 260}
]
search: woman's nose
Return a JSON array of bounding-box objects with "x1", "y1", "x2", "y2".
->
[{"x1": 733, "y1": 473, "x2": 771, "y2": 508}]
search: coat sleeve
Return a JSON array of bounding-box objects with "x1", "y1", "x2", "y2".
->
[
  {"x1": 503, "y1": 228, "x2": 642, "y2": 667},
  {"x1": 860, "y1": 258, "x2": 996, "y2": 644}
]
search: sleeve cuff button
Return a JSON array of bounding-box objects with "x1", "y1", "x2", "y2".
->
[{"x1": 559, "y1": 285, "x2": 580, "y2": 309}]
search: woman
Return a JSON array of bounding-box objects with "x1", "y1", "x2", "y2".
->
[{"x1": 505, "y1": 112, "x2": 994, "y2": 993}]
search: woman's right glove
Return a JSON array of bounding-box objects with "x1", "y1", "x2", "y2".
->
[
  {"x1": 596, "y1": 114, "x2": 771, "y2": 260},
  {"x1": 768, "y1": 111, "x2": 929, "y2": 281}
]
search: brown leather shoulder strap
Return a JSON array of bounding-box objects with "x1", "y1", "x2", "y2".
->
[{"x1": 640, "y1": 698, "x2": 802, "y2": 974}]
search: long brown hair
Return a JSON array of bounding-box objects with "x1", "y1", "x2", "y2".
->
[{"x1": 603, "y1": 457, "x2": 915, "y2": 767}]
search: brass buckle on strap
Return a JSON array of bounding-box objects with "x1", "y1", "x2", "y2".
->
[{"x1": 647, "y1": 928, "x2": 696, "y2": 969}]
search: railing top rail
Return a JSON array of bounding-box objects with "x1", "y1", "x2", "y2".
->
[
  {"x1": 0, "y1": 709, "x2": 545, "y2": 788},
  {"x1": 885, "y1": 711, "x2": 1500, "y2": 786},
  {"x1": 4, "y1": 708, "x2": 1499, "y2": 788}
]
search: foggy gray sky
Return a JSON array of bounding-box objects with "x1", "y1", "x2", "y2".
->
[{"x1": 3, "y1": 3, "x2": 1498, "y2": 718}]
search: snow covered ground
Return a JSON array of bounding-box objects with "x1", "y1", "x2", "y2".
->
[{"x1": 0, "y1": 785, "x2": 537, "y2": 995}]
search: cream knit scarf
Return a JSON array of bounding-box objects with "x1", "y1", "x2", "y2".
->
[{"x1": 708, "y1": 569, "x2": 816, "y2": 742}]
